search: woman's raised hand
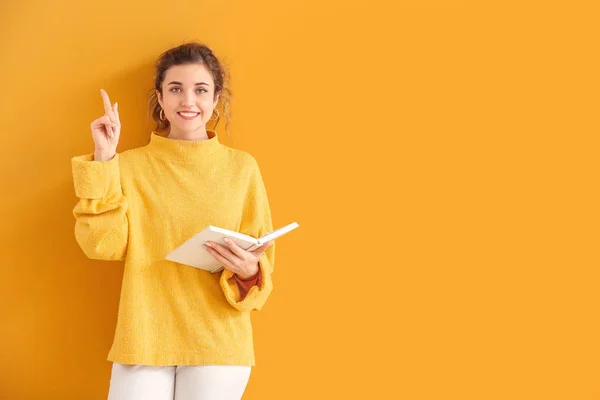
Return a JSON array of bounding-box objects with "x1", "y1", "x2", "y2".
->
[{"x1": 91, "y1": 89, "x2": 121, "y2": 161}]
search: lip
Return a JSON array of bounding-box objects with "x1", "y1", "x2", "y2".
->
[{"x1": 177, "y1": 111, "x2": 200, "y2": 121}]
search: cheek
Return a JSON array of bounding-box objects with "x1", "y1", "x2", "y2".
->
[
  {"x1": 165, "y1": 94, "x2": 180, "y2": 109},
  {"x1": 200, "y1": 99, "x2": 215, "y2": 112}
]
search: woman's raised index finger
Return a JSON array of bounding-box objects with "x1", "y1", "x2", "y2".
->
[
  {"x1": 100, "y1": 89, "x2": 112, "y2": 114},
  {"x1": 113, "y1": 102, "x2": 119, "y2": 123}
]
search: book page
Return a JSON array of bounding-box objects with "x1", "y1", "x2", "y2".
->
[{"x1": 259, "y1": 222, "x2": 300, "y2": 243}]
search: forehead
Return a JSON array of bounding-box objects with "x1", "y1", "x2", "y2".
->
[{"x1": 164, "y1": 63, "x2": 214, "y2": 84}]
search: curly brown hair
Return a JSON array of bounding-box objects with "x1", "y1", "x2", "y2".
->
[{"x1": 147, "y1": 42, "x2": 232, "y2": 136}]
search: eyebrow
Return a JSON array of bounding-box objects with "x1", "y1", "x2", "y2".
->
[{"x1": 167, "y1": 81, "x2": 210, "y2": 86}]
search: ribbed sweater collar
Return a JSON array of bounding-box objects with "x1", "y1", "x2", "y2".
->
[{"x1": 147, "y1": 130, "x2": 223, "y2": 162}]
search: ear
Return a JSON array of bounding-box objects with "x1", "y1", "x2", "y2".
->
[
  {"x1": 213, "y1": 92, "x2": 221, "y2": 108},
  {"x1": 156, "y1": 90, "x2": 163, "y2": 108}
]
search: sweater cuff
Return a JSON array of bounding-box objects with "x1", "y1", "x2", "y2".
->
[
  {"x1": 71, "y1": 153, "x2": 122, "y2": 199},
  {"x1": 220, "y1": 252, "x2": 273, "y2": 312},
  {"x1": 233, "y1": 272, "x2": 261, "y2": 300},
  {"x1": 234, "y1": 270, "x2": 261, "y2": 288}
]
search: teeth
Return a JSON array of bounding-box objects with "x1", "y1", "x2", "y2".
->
[{"x1": 179, "y1": 112, "x2": 198, "y2": 117}]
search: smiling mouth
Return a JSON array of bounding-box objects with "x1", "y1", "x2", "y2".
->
[{"x1": 177, "y1": 112, "x2": 200, "y2": 119}]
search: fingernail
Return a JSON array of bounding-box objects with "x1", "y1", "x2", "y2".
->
[
  {"x1": 223, "y1": 238, "x2": 229, "y2": 243},
  {"x1": 205, "y1": 242, "x2": 212, "y2": 247},
  {"x1": 115, "y1": 102, "x2": 118, "y2": 109}
]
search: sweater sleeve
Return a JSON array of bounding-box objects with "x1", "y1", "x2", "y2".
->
[
  {"x1": 233, "y1": 272, "x2": 262, "y2": 301},
  {"x1": 220, "y1": 158, "x2": 275, "y2": 311},
  {"x1": 71, "y1": 153, "x2": 129, "y2": 261}
]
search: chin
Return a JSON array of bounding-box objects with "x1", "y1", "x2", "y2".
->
[{"x1": 178, "y1": 123, "x2": 206, "y2": 133}]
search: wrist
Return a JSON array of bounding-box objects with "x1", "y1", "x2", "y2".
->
[
  {"x1": 94, "y1": 150, "x2": 115, "y2": 162},
  {"x1": 237, "y1": 265, "x2": 260, "y2": 281}
]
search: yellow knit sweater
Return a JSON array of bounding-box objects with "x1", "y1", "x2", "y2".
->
[{"x1": 71, "y1": 130, "x2": 275, "y2": 366}]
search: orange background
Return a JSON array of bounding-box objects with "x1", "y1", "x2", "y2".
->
[{"x1": 1, "y1": 0, "x2": 599, "y2": 399}]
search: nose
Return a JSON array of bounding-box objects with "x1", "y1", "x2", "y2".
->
[{"x1": 181, "y1": 89, "x2": 196, "y2": 106}]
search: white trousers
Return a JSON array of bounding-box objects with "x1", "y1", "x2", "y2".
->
[{"x1": 107, "y1": 362, "x2": 252, "y2": 400}]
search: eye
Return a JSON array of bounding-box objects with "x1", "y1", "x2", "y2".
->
[{"x1": 169, "y1": 87, "x2": 207, "y2": 94}]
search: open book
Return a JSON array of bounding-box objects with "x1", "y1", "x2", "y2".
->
[{"x1": 165, "y1": 222, "x2": 299, "y2": 273}]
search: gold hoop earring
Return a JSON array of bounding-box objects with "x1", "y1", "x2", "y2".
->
[
  {"x1": 159, "y1": 108, "x2": 166, "y2": 121},
  {"x1": 209, "y1": 109, "x2": 220, "y2": 121}
]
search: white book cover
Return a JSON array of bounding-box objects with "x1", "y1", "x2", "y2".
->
[{"x1": 165, "y1": 222, "x2": 299, "y2": 273}]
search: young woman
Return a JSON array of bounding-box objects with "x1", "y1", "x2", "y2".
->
[{"x1": 71, "y1": 42, "x2": 275, "y2": 400}]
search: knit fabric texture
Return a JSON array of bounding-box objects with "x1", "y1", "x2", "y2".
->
[{"x1": 71, "y1": 130, "x2": 275, "y2": 366}]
